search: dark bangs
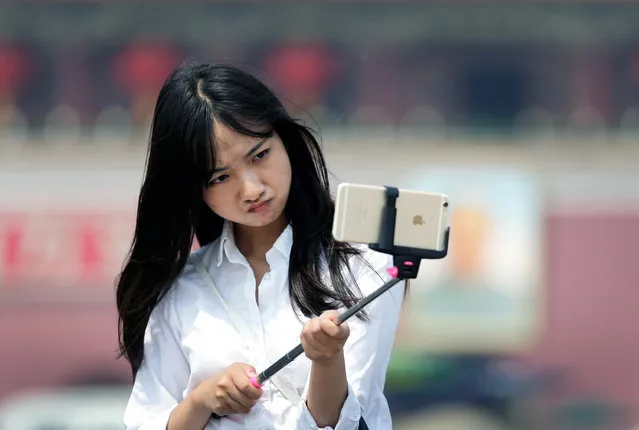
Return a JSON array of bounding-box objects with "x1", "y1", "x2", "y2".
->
[{"x1": 186, "y1": 107, "x2": 277, "y2": 188}]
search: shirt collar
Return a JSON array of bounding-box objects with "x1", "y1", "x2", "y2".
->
[
  {"x1": 215, "y1": 220, "x2": 235, "y2": 267},
  {"x1": 215, "y1": 220, "x2": 293, "y2": 267}
]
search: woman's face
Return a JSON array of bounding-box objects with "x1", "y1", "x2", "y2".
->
[{"x1": 202, "y1": 121, "x2": 292, "y2": 229}]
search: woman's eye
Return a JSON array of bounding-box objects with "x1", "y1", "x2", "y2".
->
[
  {"x1": 253, "y1": 149, "x2": 270, "y2": 162},
  {"x1": 209, "y1": 174, "x2": 229, "y2": 186}
]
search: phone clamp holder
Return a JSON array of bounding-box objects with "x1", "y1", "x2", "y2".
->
[{"x1": 369, "y1": 185, "x2": 450, "y2": 279}]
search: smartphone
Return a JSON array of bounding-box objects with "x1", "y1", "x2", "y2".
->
[{"x1": 332, "y1": 183, "x2": 449, "y2": 251}]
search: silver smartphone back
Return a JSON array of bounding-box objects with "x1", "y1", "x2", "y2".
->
[{"x1": 333, "y1": 183, "x2": 449, "y2": 251}]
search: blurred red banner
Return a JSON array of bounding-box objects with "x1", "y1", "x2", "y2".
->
[{"x1": 0, "y1": 211, "x2": 135, "y2": 293}]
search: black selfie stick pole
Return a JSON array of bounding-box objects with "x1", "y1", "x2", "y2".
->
[{"x1": 250, "y1": 186, "x2": 450, "y2": 388}]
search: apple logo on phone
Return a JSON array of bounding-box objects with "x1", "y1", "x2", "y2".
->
[{"x1": 412, "y1": 215, "x2": 424, "y2": 225}]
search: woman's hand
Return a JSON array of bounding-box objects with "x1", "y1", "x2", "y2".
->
[
  {"x1": 300, "y1": 310, "x2": 350, "y2": 364},
  {"x1": 193, "y1": 362, "x2": 263, "y2": 416}
]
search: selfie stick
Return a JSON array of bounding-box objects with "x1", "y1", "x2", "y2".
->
[{"x1": 249, "y1": 186, "x2": 451, "y2": 389}]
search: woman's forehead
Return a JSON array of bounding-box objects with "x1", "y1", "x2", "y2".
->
[
  {"x1": 213, "y1": 121, "x2": 248, "y2": 146},
  {"x1": 212, "y1": 121, "x2": 265, "y2": 164}
]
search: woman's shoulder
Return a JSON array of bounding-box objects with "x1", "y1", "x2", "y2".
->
[
  {"x1": 155, "y1": 242, "x2": 219, "y2": 318},
  {"x1": 344, "y1": 243, "x2": 406, "y2": 309},
  {"x1": 176, "y1": 242, "x2": 219, "y2": 292},
  {"x1": 346, "y1": 244, "x2": 394, "y2": 280},
  {"x1": 348, "y1": 242, "x2": 392, "y2": 266},
  {"x1": 183, "y1": 244, "x2": 213, "y2": 277}
]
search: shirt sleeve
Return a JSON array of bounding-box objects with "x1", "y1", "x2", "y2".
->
[
  {"x1": 295, "y1": 249, "x2": 405, "y2": 430},
  {"x1": 123, "y1": 295, "x2": 192, "y2": 430}
]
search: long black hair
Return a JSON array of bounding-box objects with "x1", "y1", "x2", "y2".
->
[{"x1": 116, "y1": 62, "x2": 367, "y2": 377}]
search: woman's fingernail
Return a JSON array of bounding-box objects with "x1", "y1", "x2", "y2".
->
[{"x1": 249, "y1": 375, "x2": 263, "y2": 388}]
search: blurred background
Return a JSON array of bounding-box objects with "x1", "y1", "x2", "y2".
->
[{"x1": 1, "y1": 1, "x2": 639, "y2": 429}]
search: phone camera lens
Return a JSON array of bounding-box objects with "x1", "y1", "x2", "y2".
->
[{"x1": 443, "y1": 202, "x2": 449, "y2": 208}]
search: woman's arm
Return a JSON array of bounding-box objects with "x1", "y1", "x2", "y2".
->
[
  {"x1": 123, "y1": 296, "x2": 193, "y2": 430},
  {"x1": 124, "y1": 296, "x2": 263, "y2": 430},
  {"x1": 296, "y1": 250, "x2": 405, "y2": 429},
  {"x1": 166, "y1": 391, "x2": 212, "y2": 430},
  {"x1": 306, "y1": 331, "x2": 349, "y2": 427},
  {"x1": 168, "y1": 362, "x2": 263, "y2": 430}
]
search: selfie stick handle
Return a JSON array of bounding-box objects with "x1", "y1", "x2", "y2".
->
[{"x1": 251, "y1": 186, "x2": 450, "y2": 388}]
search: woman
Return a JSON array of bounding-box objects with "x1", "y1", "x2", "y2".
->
[{"x1": 116, "y1": 62, "x2": 405, "y2": 430}]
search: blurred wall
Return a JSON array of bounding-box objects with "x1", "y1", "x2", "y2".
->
[
  {"x1": 0, "y1": 1, "x2": 639, "y2": 426},
  {"x1": 1, "y1": 138, "x2": 638, "y2": 422}
]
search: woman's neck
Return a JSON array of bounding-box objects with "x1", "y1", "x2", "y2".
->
[{"x1": 233, "y1": 215, "x2": 288, "y2": 261}]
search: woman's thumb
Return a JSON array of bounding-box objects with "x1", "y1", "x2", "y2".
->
[{"x1": 240, "y1": 363, "x2": 257, "y2": 378}]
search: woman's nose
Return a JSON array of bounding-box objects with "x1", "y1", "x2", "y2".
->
[{"x1": 241, "y1": 173, "x2": 266, "y2": 202}]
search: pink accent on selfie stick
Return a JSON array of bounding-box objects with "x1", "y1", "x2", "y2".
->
[
  {"x1": 386, "y1": 266, "x2": 399, "y2": 278},
  {"x1": 249, "y1": 375, "x2": 263, "y2": 389}
]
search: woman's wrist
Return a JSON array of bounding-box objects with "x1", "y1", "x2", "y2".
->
[
  {"x1": 167, "y1": 385, "x2": 218, "y2": 430},
  {"x1": 187, "y1": 384, "x2": 216, "y2": 417},
  {"x1": 309, "y1": 351, "x2": 348, "y2": 398},
  {"x1": 311, "y1": 350, "x2": 345, "y2": 368},
  {"x1": 307, "y1": 350, "x2": 348, "y2": 427}
]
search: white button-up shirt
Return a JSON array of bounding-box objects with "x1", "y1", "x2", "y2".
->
[{"x1": 123, "y1": 222, "x2": 405, "y2": 430}]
